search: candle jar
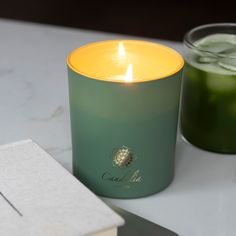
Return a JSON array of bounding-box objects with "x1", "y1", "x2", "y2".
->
[
  {"x1": 67, "y1": 40, "x2": 184, "y2": 198},
  {"x1": 181, "y1": 23, "x2": 236, "y2": 153}
]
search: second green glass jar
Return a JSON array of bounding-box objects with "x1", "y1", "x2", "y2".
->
[{"x1": 181, "y1": 23, "x2": 236, "y2": 153}]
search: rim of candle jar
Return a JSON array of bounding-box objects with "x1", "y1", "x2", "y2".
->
[
  {"x1": 184, "y1": 23, "x2": 236, "y2": 59},
  {"x1": 67, "y1": 40, "x2": 184, "y2": 83}
]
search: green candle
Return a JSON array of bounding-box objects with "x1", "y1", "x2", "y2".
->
[{"x1": 67, "y1": 40, "x2": 184, "y2": 198}]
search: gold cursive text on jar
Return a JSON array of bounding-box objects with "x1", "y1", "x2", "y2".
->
[{"x1": 102, "y1": 170, "x2": 142, "y2": 183}]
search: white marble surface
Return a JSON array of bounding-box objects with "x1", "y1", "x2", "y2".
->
[{"x1": 0, "y1": 19, "x2": 236, "y2": 236}]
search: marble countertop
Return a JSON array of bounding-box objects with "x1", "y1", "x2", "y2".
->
[{"x1": 0, "y1": 19, "x2": 236, "y2": 236}]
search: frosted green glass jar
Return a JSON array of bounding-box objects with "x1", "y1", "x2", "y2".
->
[{"x1": 67, "y1": 40, "x2": 184, "y2": 198}]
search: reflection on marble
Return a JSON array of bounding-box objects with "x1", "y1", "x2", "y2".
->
[{"x1": 0, "y1": 19, "x2": 236, "y2": 236}]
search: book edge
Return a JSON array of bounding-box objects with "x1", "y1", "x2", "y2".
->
[
  {"x1": 0, "y1": 139, "x2": 125, "y2": 235},
  {"x1": 0, "y1": 139, "x2": 33, "y2": 150}
]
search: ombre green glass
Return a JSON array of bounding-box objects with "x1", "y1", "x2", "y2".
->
[{"x1": 67, "y1": 40, "x2": 184, "y2": 198}]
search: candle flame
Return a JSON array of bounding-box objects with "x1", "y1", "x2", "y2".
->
[
  {"x1": 124, "y1": 64, "x2": 133, "y2": 82},
  {"x1": 118, "y1": 42, "x2": 126, "y2": 57},
  {"x1": 118, "y1": 42, "x2": 133, "y2": 82}
]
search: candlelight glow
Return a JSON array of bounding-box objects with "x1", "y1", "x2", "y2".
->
[
  {"x1": 124, "y1": 64, "x2": 133, "y2": 82},
  {"x1": 118, "y1": 42, "x2": 126, "y2": 57},
  {"x1": 68, "y1": 40, "x2": 184, "y2": 82}
]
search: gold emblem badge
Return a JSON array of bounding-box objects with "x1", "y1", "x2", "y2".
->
[{"x1": 112, "y1": 146, "x2": 135, "y2": 167}]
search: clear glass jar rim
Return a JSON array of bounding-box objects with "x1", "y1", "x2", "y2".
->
[{"x1": 184, "y1": 23, "x2": 236, "y2": 59}]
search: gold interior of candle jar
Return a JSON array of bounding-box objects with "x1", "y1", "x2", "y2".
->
[{"x1": 67, "y1": 40, "x2": 184, "y2": 82}]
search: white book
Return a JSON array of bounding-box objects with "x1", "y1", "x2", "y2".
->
[{"x1": 0, "y1": 140, "x2": 124, "y2": 236}]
